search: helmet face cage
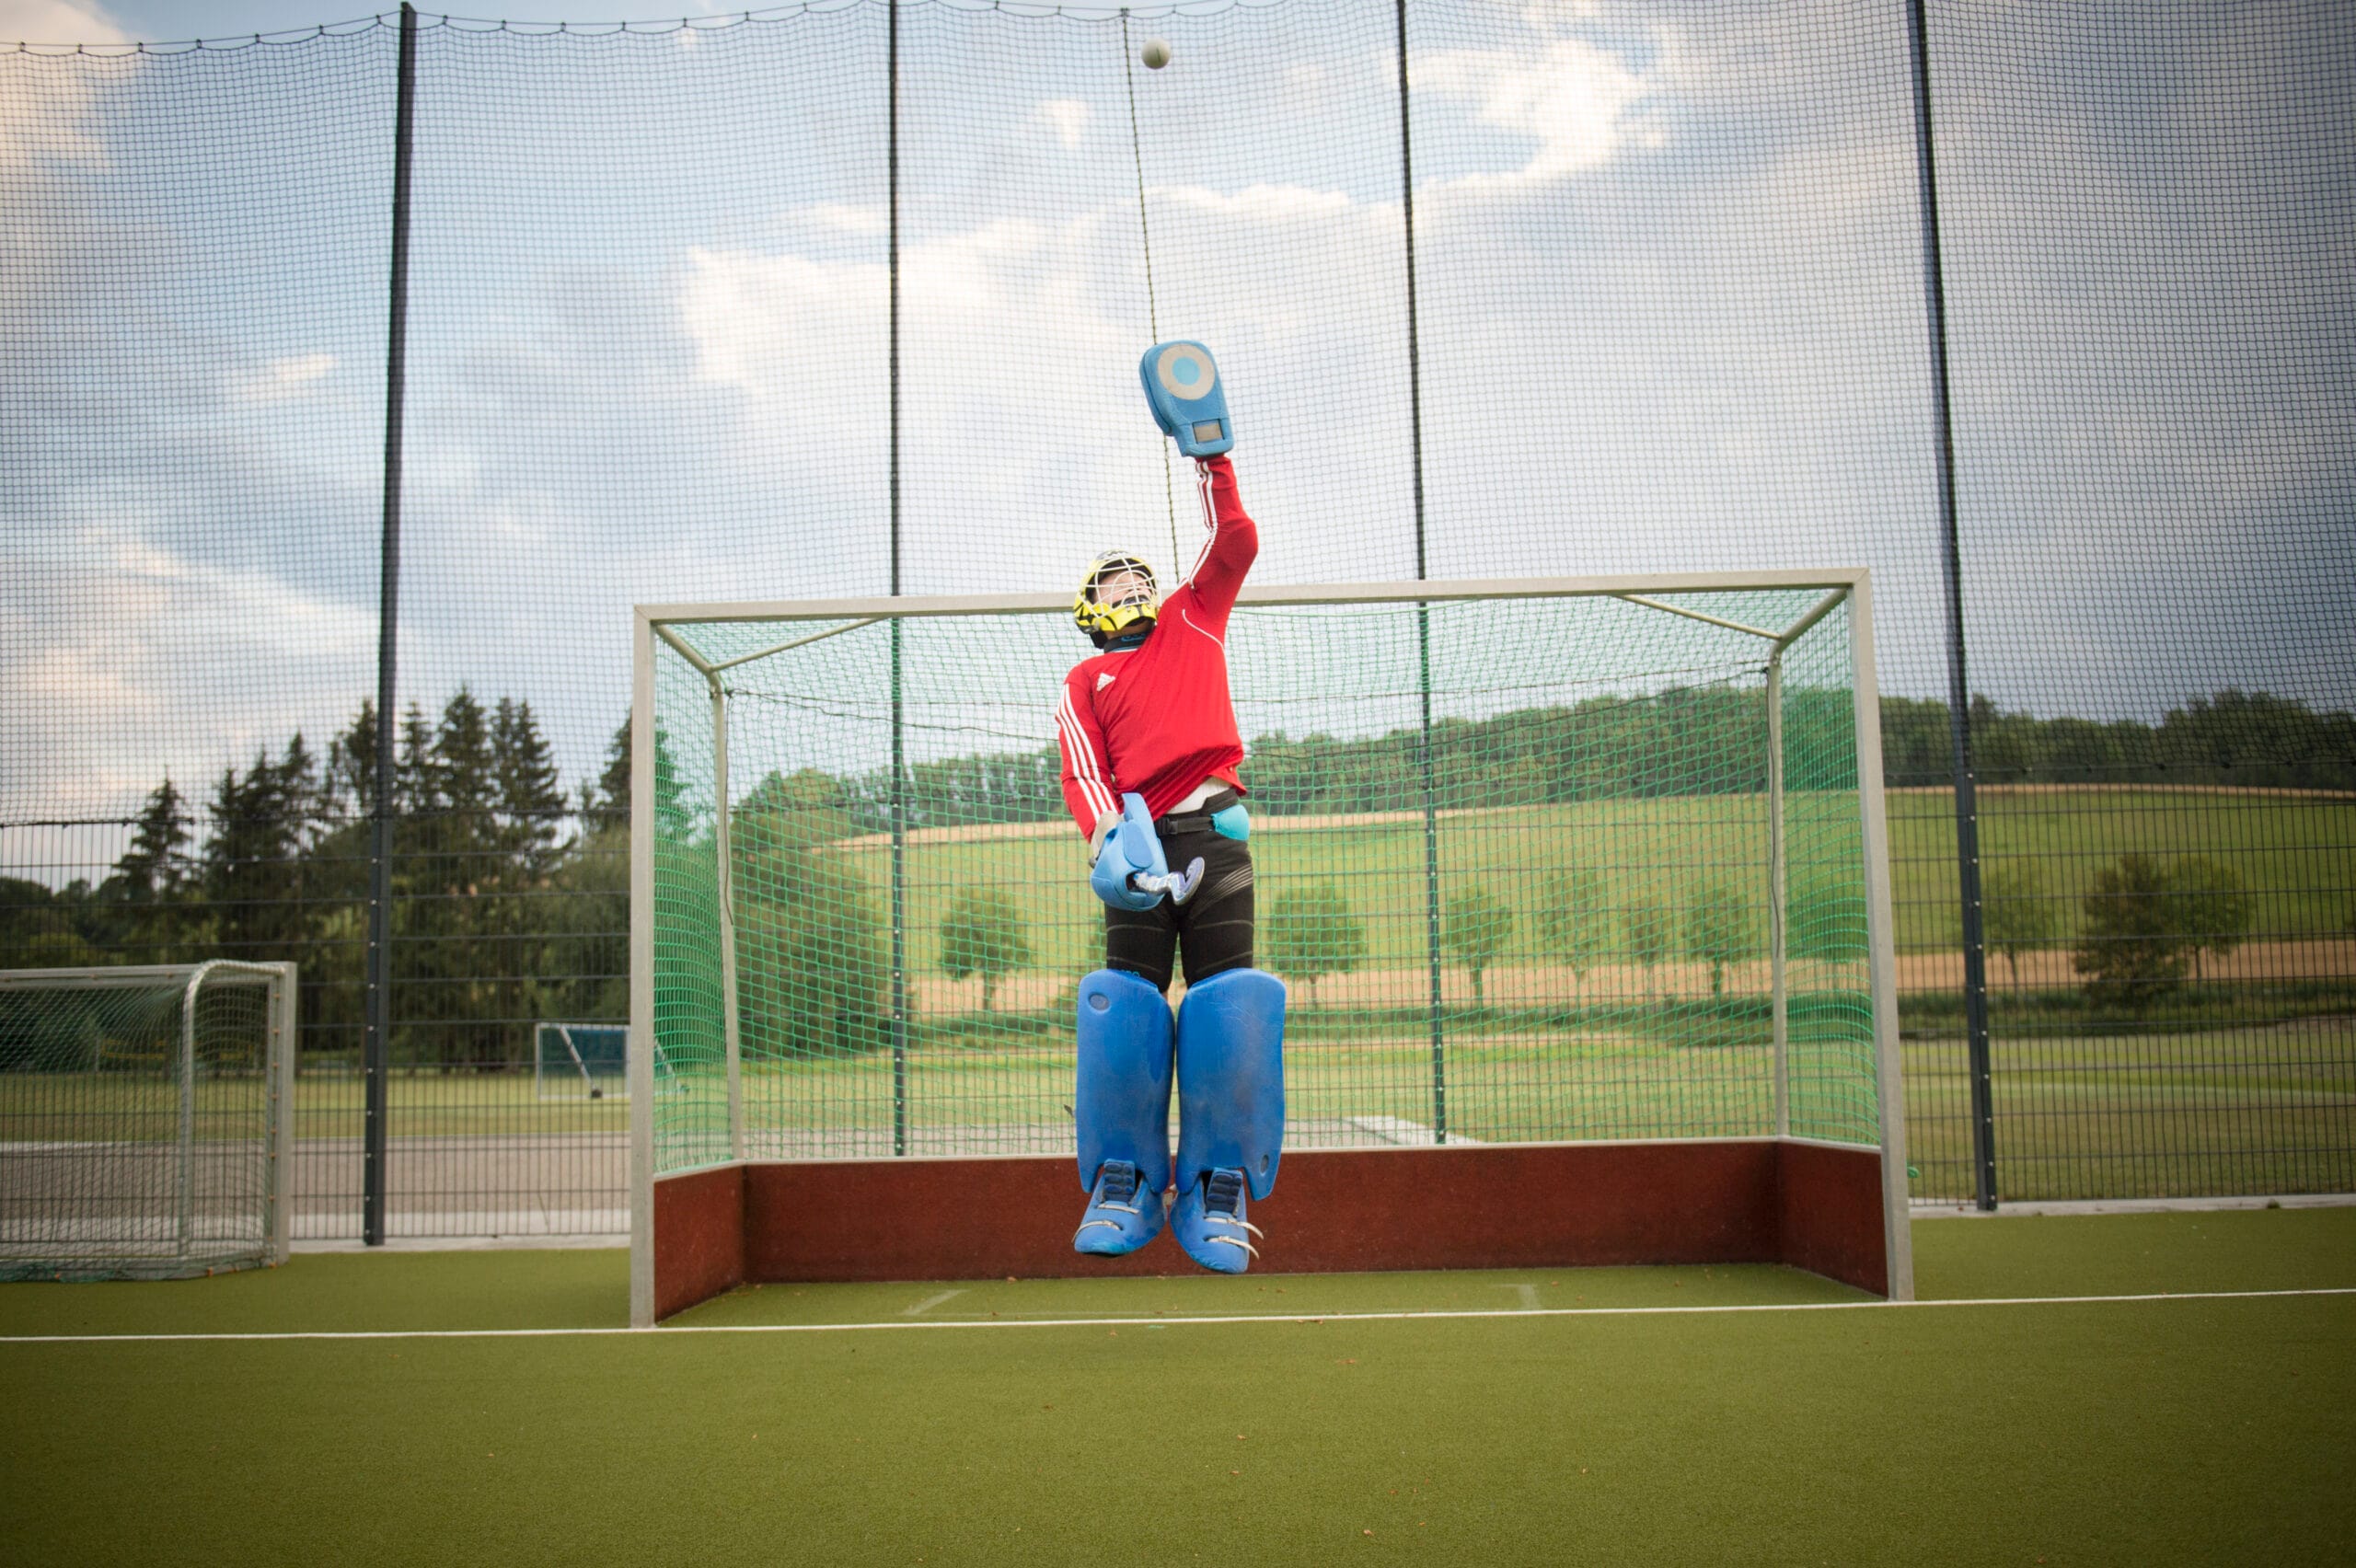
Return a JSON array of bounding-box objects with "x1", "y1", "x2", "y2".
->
[{"x1": 1073, "y1": 550, "x2": 1160, "y2": 645}]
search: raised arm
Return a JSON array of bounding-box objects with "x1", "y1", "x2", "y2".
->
[{"x1": 1180, "y1": 454, "x2": 1259, "y2": 623}]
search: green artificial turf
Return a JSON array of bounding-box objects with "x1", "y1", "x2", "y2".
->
[
  {"x1": 0, "y1": 1248, "x2": 630, "y2": 1339},
  {"x1": 3, "y1": 1210, "x2": 2352, "y2": 1566},
  {"x1": 1911, "y1": 1205, "x2": 2356, "y2": 1300}
]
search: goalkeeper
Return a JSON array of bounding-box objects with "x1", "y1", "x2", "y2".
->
[{"x1": 1055, "y1": 342, "x2": 1286, "y2": 1274}]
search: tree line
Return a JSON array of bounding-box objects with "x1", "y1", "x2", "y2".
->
[
  {"x1": 846, "y1": 685, "x2": 2356, "y2": 833},
  {"x1": 3, "y1": 684, "x2": 2346, "y2": 1065},
  {"x1": 0, "y1": 691, "x2": 637, "y2": 1069}
]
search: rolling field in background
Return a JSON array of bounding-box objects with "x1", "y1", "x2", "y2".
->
[{"x1": 829, "y1": 789, "x2": 2356, "y2": 984}]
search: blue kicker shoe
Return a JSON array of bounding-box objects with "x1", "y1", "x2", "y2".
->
[
  {"x1": 1074, "y1": 1159, "x2": 1165, "y2": 1256},
  {"x1": 1172, "y1": 1167, "x2": 1263, "y2": 1274}
]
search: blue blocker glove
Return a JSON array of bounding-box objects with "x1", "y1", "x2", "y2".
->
[
  {"x1": 1139, "y1": 340, "x2": 1234, "y2": 457},
  {"x1": 1091, "y1": 792, "x2": 1205, "y2": 911}
]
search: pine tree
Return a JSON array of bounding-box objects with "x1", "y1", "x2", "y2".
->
[
  {"x1": 417, "y1": 689, "x2": 501, "y2": 1069},
  {"x1": 115, "y1": 778, "x2": 192, "y2": 902},
  {"x1": 203, "y1": 740, "x2": 317, "y2": 963},
  {"x1": 435, "y1": 688, "x2": 496, "y2": 823},
  {"x1": 587, "y1": 718, "x2": 632, "y2": 834},
  {"x1": 493, "y1": 698, "x2": 567, "y2": 873},
  {"x1": 397, "y1": 702, "x2": 437, "y2": 813},
  {"x1": 328, "y1": 699, "x2": 380, "y2": 818},
  {"x1": 108, "y1": 778, "x2": 194, "y2": 963}
]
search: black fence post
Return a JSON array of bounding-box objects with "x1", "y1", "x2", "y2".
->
[
  {"x1": 364, "y1": 2, "x2": 419, "y2": 1247},
  {"x1": 1396, "y1": 0, "x2": 1447, "y2": 1144},
  {"x1": 1907, "y1": 0, "x2": 1998, "y2": 1210}
]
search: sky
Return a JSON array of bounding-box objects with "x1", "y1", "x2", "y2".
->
[{"x1": 3, "y1": 0, "x2": 2350, "y2": 873}]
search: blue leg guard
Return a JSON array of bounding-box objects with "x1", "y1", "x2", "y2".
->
[
  {"x1": 1172, "y1": 968, "x2": 1286, "y2": 1274},
  {"x1": 1073, "y1": 968, "x2": 1173, "y2": 1257}
]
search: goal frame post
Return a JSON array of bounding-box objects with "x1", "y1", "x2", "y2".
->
[
  {"x1": 629, "y1": 571, "x2": 1910, "y2": 1327},
  {"x1": 1, "y1": 960, "x2": 296, "y2": 1280}
]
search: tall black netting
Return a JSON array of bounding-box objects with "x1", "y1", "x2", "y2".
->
[
  {"x1": 2, "y1": 0, "x2": 2348, "y2": 1235},
  {"x1": 1913, "y1": 1, "x2": 2356, "y2": 1201},
  {"x1": 0, "y1": 27, "x2": 392, "y2": 1237}
]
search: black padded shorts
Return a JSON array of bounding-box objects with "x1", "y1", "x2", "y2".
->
[{"x1": 1103, "y1": 794, "x2": 1254, "y2": 991}]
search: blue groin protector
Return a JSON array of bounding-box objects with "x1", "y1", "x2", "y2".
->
[
  {"x1": 1173, "y1": 968, "x2": 1287, "y2": 1201},
  {"x1": 1139, "y1": 340, "x2": 1235, "y2": 458},
  {"x1": 1075, "y1": 968, "x2": 1174, "y2": 1194}
]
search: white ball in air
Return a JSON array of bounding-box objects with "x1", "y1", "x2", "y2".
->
[{"x1": 1141, "y1": 38, "x2": 1171, "y2": 70}]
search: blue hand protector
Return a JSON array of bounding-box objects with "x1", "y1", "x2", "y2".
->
[
  {"x1": 1090, "y1": 793, "x2": 1168, "y2": 912},
  {"x1": 1138, "y1": 340, "x2": 1234, "y2": 457},
  {"x1": 1173, "y1": 967, "x2": 1287, "y2": 1202}
]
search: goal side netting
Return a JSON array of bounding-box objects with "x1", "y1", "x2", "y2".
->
[{"x1": 1, "y1": 962, "x2": 295, "y2": 1282}]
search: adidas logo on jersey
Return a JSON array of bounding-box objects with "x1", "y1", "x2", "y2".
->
[{"x1": 1096, "y1": 673, "x2": 1117, "y2": 691}]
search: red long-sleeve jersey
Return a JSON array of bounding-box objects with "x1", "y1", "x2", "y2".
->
[{"x1": 1057, "y1": 455, "x2": 1257, "y2": 836}]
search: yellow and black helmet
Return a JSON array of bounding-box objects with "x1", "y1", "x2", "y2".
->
[{"x1": 1073, "y1": 550, "x2": 1160, "y2": 647}]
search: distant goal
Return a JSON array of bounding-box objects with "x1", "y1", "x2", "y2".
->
[
  {"x1": 629, "y1": 573, "x2": 1911, "y2": 1324},
  {"x1": 535, "y1": 1021, "x2": 630, "y2": 1101},
  {"x1": 1, "y1": 962, "x2": 294, "y2": 1282}
]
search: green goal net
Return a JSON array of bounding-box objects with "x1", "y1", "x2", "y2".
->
[{"x1": 636, "y1": 578, "x2": 1899, "y2": 1182}]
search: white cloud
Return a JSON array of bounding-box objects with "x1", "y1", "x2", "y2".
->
[
  {"x1": 793, "y1": 202, "x2": 886, "y2": 236},
  {"x1": 0, "y1": 0, "x2": 129, "y2": 49},
  {"x1": 1418, "y1": 36, "x2": 1660, "y2": 184},
  {"x1": 677, "y1": 243, "x2": 886, "y2": 432},
  {"x1": 0, "y1": 3, "x2": 133, "y2": 172},
  {"x1": 226, "y1": 352, "x2": 337, "y2": 404},
  {"x1": 0, "y1": 525, "x2": 380, "y2": 818},
  {"x1": 1035, "y1": 98, "x2": 1090, "y2": 151}
]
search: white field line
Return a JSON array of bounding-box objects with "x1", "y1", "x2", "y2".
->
[{"x1": 2, "y1": 1286, "x2": 2350, "y2": 1345}]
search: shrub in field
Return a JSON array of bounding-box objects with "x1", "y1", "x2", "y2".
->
[
  {"x1": 1534, "y1": 869, "x2": 1612, "y2": 985},
  {"x1": 1262, "y1": 880, "x2": 1367, "y2": 1006},
  {"x1": 1623, "y1": 892, "x2": 1675, "y2": 1002},
  {"x1": 1682, "y1": 880, "x2": 1754, "y2": 997},
  {"x1": 2168, "y1": 855, "x2": 2251, "y2": 982},
  {"x1": 2073, "y1": 853, "x2": 2192, "y2": 1011},
  {"x1": 938, "y1": 887, "x2": 1034, "y2": 1011},
  {"x1": 1444, "y1": 885, "x2": 1514, "y2": 1007},
  {"x1": 1981, "y1": 861, "x2": 2059, "y2": 986}
]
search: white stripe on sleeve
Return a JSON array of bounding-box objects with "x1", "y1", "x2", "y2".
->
[{"x1": 1057, "y1": 686, "x2": 1116, "y2": 821}]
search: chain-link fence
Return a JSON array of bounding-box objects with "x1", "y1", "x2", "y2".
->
[{"x1": 3, "y1": 1, "x2": 2349, "y2": 1238}]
